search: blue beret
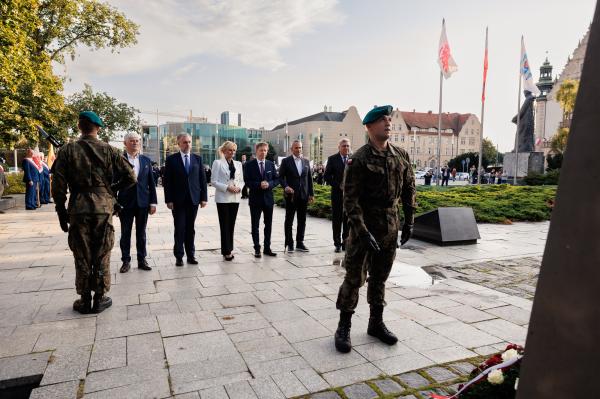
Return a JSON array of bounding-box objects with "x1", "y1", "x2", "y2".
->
[
  {"x1": 362, "y1": 105, "x2": 393, "y2": 125},
  {"x1": 79, "y1": 111, "x2": 104, "y2": 127}
]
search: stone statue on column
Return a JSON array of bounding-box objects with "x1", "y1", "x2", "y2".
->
[{"x1": 511, "y1": 90, "x2": 536, "y2": 152}]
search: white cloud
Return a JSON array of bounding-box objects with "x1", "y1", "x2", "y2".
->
[{"x1": 63, "y1": 0, "x2": 344, "y2": 77}]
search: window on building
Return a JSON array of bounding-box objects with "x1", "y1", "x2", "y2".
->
[
  {"x1": 410, "y1": 148, "x2": 414, "y2": 154},
  {"x1": 394, "y1": 135, "x2": 398, "y2": 142},
  {"x1": 417, "y1": 148, "x2": 420, "y2": 154},
  {"x1": 392, "y1": 124, "x2": 396, "y2": 131},
  {"x1": 428, "y1": 148, "x2": 431, "y2": 154},
  {"x1": 401, "y1": 135, "x2": 405, "y2": 142},
  {"x1": 469, "y1": 138, "x2": 475, "y2": 145},
  {"x1": 461, "y1": 138, "x2": 466, "y2": 145}
]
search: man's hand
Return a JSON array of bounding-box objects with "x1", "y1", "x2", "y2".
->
[
  {"x1": 149, "y1": 205, "x2": 157, "y2": 215},
  {"x1": 28, "y1": 181, "x2": 33, "y2": 186},
  {"x1": 400, "y1": 223, "x2": 413, "y2": 245},
  {"x1": 200, "y1": 201, "x2": 207, "y2": 208},
  {"x1": 56, "y1": 208, "x2": 69, "y2": 233},
  {"x1": 360, "y1": 231, "x2": 381, "y2": 252},
  {"x1": 260, "y1": 181, "x2": 269, "y2": 189},
  {"x1": 284, "y1": 186, "x2": 294, "y2": 194},
  {"x1": 308, "y1": 196, "x2": 314, "y2": 203},
  {"x1": 167, "y1": 202, "x2": 174, "y2": 210}
]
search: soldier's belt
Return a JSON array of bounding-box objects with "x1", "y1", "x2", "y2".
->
[{"x1": 74, "y1": 186, "x2": 109, "y2": 194}]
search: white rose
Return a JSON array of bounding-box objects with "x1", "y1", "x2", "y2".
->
[
  {"x1": 501, "y1": 349, "x2": 519, "y2": 361},
  {"x1": 487, "y1": 369, "x2": 505, "y2": 385}
]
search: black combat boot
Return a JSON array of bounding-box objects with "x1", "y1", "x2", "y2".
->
[
  {"x1": 367, "y1": 305, "x2": 398, "y2": 345},
  {"x1": 73, "y1": 292, "x2": 92, "y2": 314},
  {"x1": 334, "y1": 311, "x2": 353, "y2": 353},
  {"x1": 92, "y1": 292, "x2": 112, "y2": 313}
]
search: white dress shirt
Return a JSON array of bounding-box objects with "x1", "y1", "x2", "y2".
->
[
  {"x1": 126, "y1": 152, "x2": 140, "y2": 177},
  {"x1": 293, "y1": 155, "x2": 303, "y2": 175}
]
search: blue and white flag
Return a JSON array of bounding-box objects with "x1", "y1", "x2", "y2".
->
[{"x1": 520, "y1": 36, "x2": 541, "y2": 96}]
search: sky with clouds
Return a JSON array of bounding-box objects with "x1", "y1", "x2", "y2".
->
[{"x1": 61, "y1": 0, "x2": 596, "y2": 151}]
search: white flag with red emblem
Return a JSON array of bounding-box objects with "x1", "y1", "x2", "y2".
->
[{"x1": 438, "y1": 19, "x2": 458, "y2": 79}]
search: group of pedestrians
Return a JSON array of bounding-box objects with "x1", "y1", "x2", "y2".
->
[
  {"x1": 52, "y1": 106, "x2": 417, "y2": 357},
  {"x1": 21, "y1": 148, "x2": 52, "y2": 209}
]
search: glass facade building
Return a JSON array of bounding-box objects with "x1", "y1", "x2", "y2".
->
[{"x1": 142, "y1": 122, "x2": 265, "y2": 166}]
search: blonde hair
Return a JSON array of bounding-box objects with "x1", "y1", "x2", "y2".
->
[{"x1": 218, "y1": 141, "x2": 237, "y2": 158}]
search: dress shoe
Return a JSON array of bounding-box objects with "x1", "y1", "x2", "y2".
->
[
  {"x1": 187, "y1": 258, "x2": 199, "y2": 265},
  {"x1": 73, "y1": 293, "x2": 92, "y2": 314},
  {"x1": 254, "y1": 249, "x2": 262, "y2": 258},
  {"x1": 334, "y1": 245, "x2": 342, "y2": 253},
  {"x1": 285, "y1": 244, "x2": 294, "y2": 253},
  {"x1": 175, "y1": 258, "x2": 184, "y2": 267},
  {"x1": 296, "y1": 243, "x2": 309, "y2": 252},
  {"x1": 263, "y1": 249, "x2": 277, "y2": 257},
  {"x1": 224, "y1": 254, "x2": 234, "y2": 261},
  {"x1": 119, "y1": 261, "x2": 131, "y2": 273},
  {"x1": 138, "y1": 259, "x2": 152, "y2": 270}
]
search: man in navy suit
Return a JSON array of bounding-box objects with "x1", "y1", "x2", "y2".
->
[
  {"x1": 163, "y1": 133, "x2": 208, "y2": 266},
  {"x1": 22, "y1": 148, "x2": 40, "y2": 210},
  {"x1": 324, "y1": 138, "x2": 351, "y2": 253},
  {"x1": 244, "y1": 142, "x2": 279, "y2": 258},
  {"x1": 117, "y1": 132, "x2": 158, "y2": 273},
  {"x1": 278, "y1": 140, "x2": 314, "y2": 253}
]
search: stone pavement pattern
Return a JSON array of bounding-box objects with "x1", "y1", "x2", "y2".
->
[{"x1": 0, "y1": 188, "x2": 547, "y2": 398}]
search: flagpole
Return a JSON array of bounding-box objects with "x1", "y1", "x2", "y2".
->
[
  {"x1": 436, "y1": 70, "x2": 443, "y2": 186},
  {"x1": 514, "y1": 37, "x2": 523, "y2": 185},
  {"x1": 477, "y1": 27, "x2": 488, "y2": 185}
]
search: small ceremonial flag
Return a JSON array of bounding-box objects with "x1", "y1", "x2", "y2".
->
[
  {"x1": 482, "y1": 27, "x2": 489, "y2": 102},
  {"x1": 520, "y1": 36, "x2": 541, "y2": 96},
  {"x1": 438, "y1": 19, "x2": 458, "y2": 79}
]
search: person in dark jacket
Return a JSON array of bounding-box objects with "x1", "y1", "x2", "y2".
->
[
  {"x1": 22, "y1": 148, "x2": 40, "y2": 210},
  {"x1": 324, "y1": 138, "x2": 351, "y2": 252},
  {"x1": 117, "y1": 132, "x2": 158, "y2": 273}
]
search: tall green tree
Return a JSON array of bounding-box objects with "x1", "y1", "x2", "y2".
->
[
  {"x1": 0, "y1": 0, "x2": 65, "y2": 147},
  {"x1": 65, "y1": 84, "x2": 140, "y2": 142},
  {"x1": 34, "y1": 0, "x2": 139, "y2": 64},
  {"x1": 448, "y1": 138, "x2": 502, "y2": 171},
  {"x1": 266, "y1": 142, "x2": 277, "y2": 162},
  {"x1": 549, "y1": 79, "x2": 579, "y2": 155}
]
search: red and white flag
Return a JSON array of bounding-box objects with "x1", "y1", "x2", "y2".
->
[
  {"x1": 438, "y1": 19, "x2": 458, "y2": 79},
  {"x1": 482, "y1": 27, "x2": 489, "y2": 102}
]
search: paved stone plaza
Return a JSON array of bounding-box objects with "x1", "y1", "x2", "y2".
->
[{"x1": 0, "y1": 188, "x2": 547, "y2": 398}]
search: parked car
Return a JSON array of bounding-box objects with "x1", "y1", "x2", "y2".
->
[
  {"x1": 415, "y1": 171, "x2": 427, "y2": 179},
  {"x1": 456, "y1": 172, "x2": 469, "y2": 181}
]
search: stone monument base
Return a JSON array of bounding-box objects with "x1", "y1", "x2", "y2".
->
[
  {"x1": 0, "y1": 197, "x2": 16, "y2": 211},
  {"x1": 503, "y1": 152, "x2": 545, "y2": 178}
]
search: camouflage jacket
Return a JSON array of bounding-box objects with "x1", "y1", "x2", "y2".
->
[
  {"x1": 343, "y1": 140, "x2": 416, "y2": 238},
  {"x1": 51, "y1": 136, "x2": 136, "y2": 214}
]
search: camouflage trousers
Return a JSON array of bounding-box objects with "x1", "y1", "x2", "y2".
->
[
  {"x1": 336, "y1": 212, "x2": 399, "y2": 312},
  {"x1": 68, "y1": 214, "x2": 114, "y2": 295}
]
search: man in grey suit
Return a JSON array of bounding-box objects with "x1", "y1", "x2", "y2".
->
[{"x1": 278, "y1": 140, "x2": 314, "y2": 253}]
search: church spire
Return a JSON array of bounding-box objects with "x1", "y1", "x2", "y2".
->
[{"x1": 536, "y1": 53, "x2": 554, "y2": 100}]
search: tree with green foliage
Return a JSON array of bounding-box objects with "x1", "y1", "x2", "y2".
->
[
  {"x1": 34, "y1": 0, "x2": 139, "y2": 64},
  {"x1": 237, "y1": 145, "x2": 252, "y2": 161},
  {"x1": 447, "y1": 138, "x2": 501, "y2": 171},
  {"x1": 266, "y1": 142, "x2": 277, "y2": 162},
  {"x1": 0, "y1": 0, "x2": 65, "y2": 147},
  {"x1": 548, "y1": 79, "x2": 579, "y2": 156},
  {"x1": 65, "y1": 84, "x2": 140, "y2": 142}
]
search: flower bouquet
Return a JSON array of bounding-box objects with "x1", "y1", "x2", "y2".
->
[{"x1": 430, "y1": 344, "x2": 524, "y2": 399}]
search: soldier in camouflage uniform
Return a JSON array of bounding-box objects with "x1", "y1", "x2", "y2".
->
[
  {"x1": 334, "y1": 105, "x2": 416, "y2": 353},
  {"x1": 52, "y1": 111, "x2": 136, "y2": 314}
]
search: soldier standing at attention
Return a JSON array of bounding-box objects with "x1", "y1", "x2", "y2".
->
[
  {"x1": 52, "y1": 111, "x2": 136, "y2": 314},
  {"x1": 334, "y1": 105, "x2": 416, "y2": 353}
]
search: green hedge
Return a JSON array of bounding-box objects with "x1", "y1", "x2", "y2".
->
[
  {"x1": 274, "y1": 184, "x2": 557, "y2": 224},
  {"x1": 4, "y1": 172, "x2": 26, "y2": 195},
  {"x1": 524, "y1": 170, "x2": 560, "y2": 186}
]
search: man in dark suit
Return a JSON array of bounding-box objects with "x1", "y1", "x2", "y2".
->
[
  {"x1": 324, "y1": 138, "x2": 351, "y2": 253},
  {"x1": 163, "y1": 133, "x2": 208, "y2": 266},
  {"x1": 117, "y1": 132, "x2": 158, "y2": 273},
  {"x1": 278, "y1": 140, "x2": 314, "y2": 252},
  {"x1": 244, "y1": 142, "x2": 279, "y2": 258}
]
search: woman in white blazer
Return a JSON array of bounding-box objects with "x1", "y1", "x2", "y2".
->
[{"x1": 211, "y1": 141, "x2": 244, "y2": 261}]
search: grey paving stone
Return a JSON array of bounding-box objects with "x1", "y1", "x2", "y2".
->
[
  {"x1": 41, "y1": 345, "x2": 91, "y2": 385},
  {"x1": 248, "y1": 355, "x2": 310, "y2": 378},
  {"x1": 254, "y1": 289, "x2": 285, "y2": 304},
  {"x1": 271, "y1": 371, "x2": 309, "y2": 397},
  {"x1": 272, "y1": 316, "x2": 330, "y2": 343},
  {"x1": 127, "y1": 332, "x2": 165, "y2": 366},
  {"x1": 423, "y1": 366, "x2": 459, "y2": 383},
  {"x1": 396, "y1": 372, "x2": 430, "y2": 389},
  {"x1": 249, "y1": 376, "x2": 285, "y2": 399},
  {"x1": 419, "y1": 388, "x2": 449, "y2": 398},
  {"x1": 0, "y1": 351, "x2": 51, "y2": 389},
  {"x1": 127, "y1": 303, "x2": 151, "y2": 320},
  {"x1": 372, "y1": 378, "x2": 404, "y2": 395},
  {"x1": 216, "y1": 292, "x2": 260, "y2": 308},
  {"x1": 140, "y1": 291, "x2": 171, "y2": 304},
  {"x1": 428, "y1": 321, "x2": 502, "y2": 348},
  {"x1": 322, "y1": 363, "x2": 382, "y2": 388},
  {"x1": 293, "y1": 368, "x2": 330, "y2": 393},
  {"x1": 174, "y1": 391, "x2": 201, "y2": 398},
  {"x1": 34, "y1": 326, "x2": 96, "y2": 351},
  {"x1": 169, "y1": 355, "x2": 249, "y2": 394},
  {"x1": 484, "y1": 305, "x2": 531, "y2": 326},
  {"x1": 157, "y1": 311, "x2": 222, "y2": 337},
  {"x1": 229, "y1": 327, "x2": 279, "y2": 344},
  {"x1": 0, "y1": 331, "x2": 39, "y2": 357},
  {"x1": 310, "y1": 391, "x2": 341, "y2": 399},
  {"x1": 353, "y1": 341, "x2": 413, "y2": 362},
  {"x1": 199, "y1": 385, "x2": 229, "y2": 399},
  {"x1": 149, "y1": 300, "x2": 181, "y2": 315},
  {"x1": 449, "y1": 361, "x2": 477, "y2": 375},
  {"x1": 83, "y1": 376, "x2": 171, "y2": 399},
  {"x1": 422, "y1": 345, "x2": 476, "y2": 364},
  {"x1": 294, "y1": 337, "x2": 366, "y2": 373},
  {"x1": 30, "y1": 380, "x2": 80, "y2": 399},
  {"x1": 373, "y1": 351, "x2": 434, "y2": 376},
  {"x1": 85, "y1": 363, "x2": 167, "y2": 393},
  {"x1": 343, "y1": 383, "x2": 378, "y2": 399},
  {"x1": 256, "y1": 301, "x2": 307, "y2": 322},
  {"x1": 96, "y1": 316, "x2": 159, "y2": 339},
  {"x1": 225, "y1": 380, "x2": 258, "y2": 399},
  {"x1": 237, "y1": 336, "x2": 297, "y2": 364},
  {"x1": 89, "y1": 337, "x2": 126, "y2": 372},
  {"x1": 437, "y1": 304, "x2": 496, "y2": 323},
  {"x1": 164, "y1": 330, "x2": 238, "y2": 365}
]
